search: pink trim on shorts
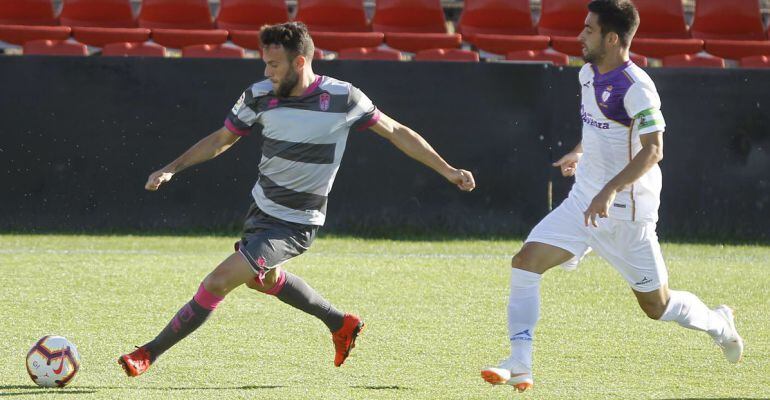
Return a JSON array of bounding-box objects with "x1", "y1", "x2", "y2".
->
[
  {"x1": 224, "y1": 118, "x2": 250, "y2": 137},
  {"x1": 302, "y1": 75, "x2": 322, "y2": 96},
  {"x1": 356, "y1": 109, "x2": 381, "y2": 131},
  {"x1": 264, "y1": 269, "x2": 287, "y2": 296},
  {"x1": 193, "y1": 283, "x2": 224, "y2": 310}
]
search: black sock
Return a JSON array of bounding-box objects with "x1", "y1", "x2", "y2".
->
[
  {"x1": 144, "y1": 299, "x2": 213, "y2": 362},
  {"x1": 276, "y1": 272, "x2": 345, "y2": 332}
]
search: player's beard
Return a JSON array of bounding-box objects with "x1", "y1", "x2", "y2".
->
[
  {"x1": 583, "y1": 43, "x2": 606, "y2": 64},
  {"x1": 276, "y1": 68, "x2": 300, "y2": 98}
]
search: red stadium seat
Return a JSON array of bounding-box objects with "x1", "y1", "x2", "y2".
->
[
  {"x1": 634, "y1": 0, "x2": 689, "y2": 39},
  {"x1": 538, "y1": 0, "x2": 585, "y2": 37},
  {"x1": 414, "y1": 48, "x2": 479, "y2": 62},
  {"x1": 690, "y1": 0, "x2": 766, "y2": 41},
  {"x1": 60, "y1": 0, "x2": 136, "y2": 27},
  {"x1": 182, "y1": 43, "x2": 245, "y2": 58},
  {"x1": 0, "y1": 0, "x2": 68, "y2": 44},
  {"x1": 538, "y1": 0, "x2": 586, "y2": 57},
  {"x1": 150, "y1": 28, "x2": 228, "y2": 48},
  {"x1": 506, "y1": 49, "x2": 569, "y2": 65},
  {"x1": 471, "y1": 33, "x2": 550, "y2": 55},
  {"x1": 0, "y1": 0, "x2": 58, "y2": 25},
  {"x1": 0, "y1": 24, "x2": 70, "y2": 45},
  {"x1": 662, "y1": 53, "x2": 725, "y2": 68},
  {"x1": 139, "y1": 0, "x2": 214, "y2": 29},
  {"x1": 216, "y1": 0, "x2": 288, "y2": 49},
  {"x1": 294, "y1": 0, "x2": 369, "y2": 32},
  {"x1": 705, "y1": 40, "x2": 770, "y2": 60},
  {"x1": 632, "y1": 38, "x2": 703, "y2": 59},
  {"x1": 372, "y1": 0, "x2": 459, "y2": 53},
  {"x1": 71, "y1": 27, "x2": 149, "y2": 46},
  {"x1": 629, "y1": 0, "x2": 704, "y2": 59},
  {"x1": 550, "y1": 36, "x2": 582, "y2": 57},
  {"x1": 372, "y1": 0, "x2": 447, "y2": 33},
  {"x1": 312, "y1": 32, "x2": 384, "y2": 52},
  {"x1": 458, "y1": 0, "x2": 550, "y2": 55},
  {"x1": 48, "y1": 0, "x2": 151, "y2": 47},
  {"x1": 337, "y1": 47, "x2": 401, "y2": 61},
  {"x1": 228, "y1": 30, "x2": 260, "y2": 49},
  {"x1": 216, "y1": 0, "x2": 287, "y2": 31},
  {"x1": 102, "y1": 41, "x2": 166, "y2": 56},
  {"x1": 459, "y1": 0, "x2": 538, "y2": 38},
  {"x1": 384, "y1": 32, "x2": 461, "y2": 53},
  {"x1": 690, "y1": 0, "x2": 769, "y2": 59},
  {"x1": 740, "y1": 55, "x2": 770, "y2": 68},
  {"x1": 139, "y1": 0, "x2": 227, "y2": 48},
  {"x1": 23, "y1": 39, "x2": 88, "y2": 55}
]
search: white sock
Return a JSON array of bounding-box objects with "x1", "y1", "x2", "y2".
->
[
  {"x1": 659, "y1": 290, "x2": 726, "y2": 337},
  {"x1": 506, "y1": 268, "x2": 542, "y2": 371}
]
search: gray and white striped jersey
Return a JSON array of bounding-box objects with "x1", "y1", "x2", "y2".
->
[{"x1": 225, "y1": 75, "x2": 380, "y2": 226}]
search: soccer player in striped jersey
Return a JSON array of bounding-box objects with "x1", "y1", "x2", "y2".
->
[
  {"x1": 118, "y1": 22, "x2": 476, "y2": 377},
  {"x1": 481, "y1": 0, "x2": 743, "y2": 392}
]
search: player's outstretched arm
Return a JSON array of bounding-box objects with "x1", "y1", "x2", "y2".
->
[
  {"x1": 368, "y1": 112, "x2": 475, "y2": 192},
  {"x1": 145, "y1": 126, "x2": 241, "y2": 191}
]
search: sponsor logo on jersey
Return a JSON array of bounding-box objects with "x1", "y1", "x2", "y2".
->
[
  {"x1": 580, "y1": 105, "x2": 610, "y2": 129},
  {"x1": 613, "y1": 203, "x2": 627, "y2": 209},
  {"x1": 319, "y1": 93, "x2": 331, "y2": 111}
]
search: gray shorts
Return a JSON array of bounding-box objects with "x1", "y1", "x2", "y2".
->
[{"x1": 235, "y1": 203, "x2": 318, "y2": 282}]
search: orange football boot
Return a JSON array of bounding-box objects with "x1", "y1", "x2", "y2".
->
[
  {"x1": 332, "y1": 314, "x2": 364, "y2": 367},
  {"x1": 118, "y1": 347, "x2": 152, "y2": 377}
]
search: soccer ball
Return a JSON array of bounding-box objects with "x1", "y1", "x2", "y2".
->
[{"x1": 26, "y1": 335, "x2": 81, "y2": 388}]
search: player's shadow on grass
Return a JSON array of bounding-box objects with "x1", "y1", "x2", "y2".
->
[
  {"x1": 661, "y1": 398, "x2": 770, "y2": 400},
  {"x1": 0, "y1": 384, "x2": 282, "y2": 396},
  {"x1": 351, "y1": 385, "x2": 412, "y2": 390},
  {"x1": 78, "y1": 385, "x2": 284, "y2": 391},
  {"x1": 0, "y1": 386, "x2": 98, "y2": 397}
]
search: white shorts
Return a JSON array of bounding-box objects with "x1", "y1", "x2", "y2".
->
[{"x1": 526, "y1": 195, "x2": 668, "y2": 292}]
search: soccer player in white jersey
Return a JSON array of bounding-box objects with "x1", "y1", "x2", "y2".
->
[
  {"x1": 481, "y1": 0, "x2": 743, "y2": 392},
  {"x1": 118, "y1": 22, "x2": 476, "y2": 378}
]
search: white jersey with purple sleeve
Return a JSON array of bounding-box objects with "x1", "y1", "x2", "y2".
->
[
  {"x1": 225, "y1": 75, "x2": 380, "y2": 226},
  {"x1": 572, "y1": 61, "x2": 666, "y2": 222}
]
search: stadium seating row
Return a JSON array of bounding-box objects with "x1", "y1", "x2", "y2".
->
[
  {"x1": 2, "y1": 0, "x2": 770, "y2": 68},
  {"x1": 20, "y1": 38, "x2": 770, "y2": 69}
]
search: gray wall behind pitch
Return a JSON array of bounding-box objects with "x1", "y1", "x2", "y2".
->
[{"x1": 0, "y1": 57, "x2": 767, "y2": 241}]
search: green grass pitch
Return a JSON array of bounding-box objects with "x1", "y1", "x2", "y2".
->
[{"x1": 1, "y1": 234, "x2": 768, "y2": 399}]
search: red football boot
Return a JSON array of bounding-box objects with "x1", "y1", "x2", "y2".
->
[
  {"x1": 332, "y1": 314, "x2": 364, "y2": 367},
  {"x1": 118, "y1": 347, "x2": 152, "y2": 377}
]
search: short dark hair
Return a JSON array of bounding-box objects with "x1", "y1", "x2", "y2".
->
[
  {"x1": 587, "y1": 0, "x2": 639, "y2": 48},
  {"x1": 259, "y1": 22, "x2": 315, "y2": 60}
]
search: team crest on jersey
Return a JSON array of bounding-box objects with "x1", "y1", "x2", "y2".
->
[
  {"x1": 231, "y1": 92, "x2": 245, "y2": 114},
  {"x1": 601, "y1": 85, "x2": 613, "y2": 103},
  {"x1": 319, "y1": 93, "x2": 331, "y2": 111}
]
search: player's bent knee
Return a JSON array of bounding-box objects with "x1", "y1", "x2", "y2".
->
[
  {"x1": 245, "y1": 269, "x2": 280, "y2": 293},
  {"x1": 511, "y1": 251, "x2": 543, "y2": 272},
  {"x1": 511, "y1": 252, "x2": 528, "y2": 268},
  {"x1": 202, "y1": 274, "x2": 229, "y2": 296}
]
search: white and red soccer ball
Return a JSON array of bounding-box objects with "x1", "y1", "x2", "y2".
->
[{"x1": 26, "y1": 335, "x2": 81, "y2": 388}]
